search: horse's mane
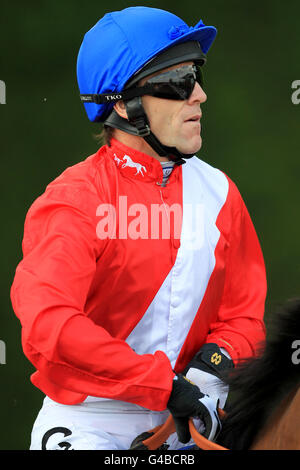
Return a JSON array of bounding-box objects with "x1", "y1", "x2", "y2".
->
[{"x1": 217, "y1": 298, "x2": 300, "y2": 450}]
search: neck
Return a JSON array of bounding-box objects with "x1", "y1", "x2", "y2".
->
[{"x1": 112, "y1": 128, "x2": 170, "y2": 162}]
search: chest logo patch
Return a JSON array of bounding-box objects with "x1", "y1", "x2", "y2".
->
[{"x1": 114, "y1": 154, "x2": 147, "y2": 177}]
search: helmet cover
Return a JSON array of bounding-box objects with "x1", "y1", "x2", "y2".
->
[{"x1": 77, "y1": 7, "x2": 217, "y2": 122}]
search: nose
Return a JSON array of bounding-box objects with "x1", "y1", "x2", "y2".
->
[{"x1": 188, "y1": 81, "x2": 207, "y2": 104}]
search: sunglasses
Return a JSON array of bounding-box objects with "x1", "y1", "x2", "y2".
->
[
  {"x1": 80, "y1": 64, "x2": 204, "y2": 105},
  {"x1": 139, "y1": 64, "x2": 204, "y2": 100}
]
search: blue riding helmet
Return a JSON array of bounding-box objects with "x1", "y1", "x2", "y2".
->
[{"x1": 77, "y1": 7, "x2": 217, "y2": 123}]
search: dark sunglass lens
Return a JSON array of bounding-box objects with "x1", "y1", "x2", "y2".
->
[
  {"x1": 144, "y1": 65, "x2": 203, "y2": 100},
  {"x1": 195, "y1": 66, "x2": 204, "y2": 87},
  {"x1": 151, "y1": 83, "x2": 187, "y2": 100}
]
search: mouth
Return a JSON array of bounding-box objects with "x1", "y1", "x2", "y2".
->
[{"x1": 184, "y1": 114, "x2": 201, "y2": 123}]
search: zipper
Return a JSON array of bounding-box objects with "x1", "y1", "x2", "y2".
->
[
  {"x1": 159, "y1": 187, "x2": 170, "y2": 227},
  {"x1": 157, "y1": 185, "x2": 180, "y2": 262}
]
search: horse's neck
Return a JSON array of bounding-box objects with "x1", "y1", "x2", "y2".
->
[{"x1": 251, "y1": 386, "x2": 300, "y2": 450}]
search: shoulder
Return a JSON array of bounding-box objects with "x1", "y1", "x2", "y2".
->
[
  {"x1": 47, "y1": 146, "x2": 108, "y2": 195},
  {"x1": 22, "y1": 148, "x2": 111, "y2": 254},
  {"x1": 29, "y1": 146, "x2": 112, "y2": 213},
  {"x1": 186, "y1": 156, "x2": 245, "y2": 203}
]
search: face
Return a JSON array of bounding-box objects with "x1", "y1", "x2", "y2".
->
[{"x1": 141, "y1": 61, "x2": 207, "y2": 154}]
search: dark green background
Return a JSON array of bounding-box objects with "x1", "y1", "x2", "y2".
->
[{"x1": 1, "y1": 0, "x2": 299, "y2": 449}]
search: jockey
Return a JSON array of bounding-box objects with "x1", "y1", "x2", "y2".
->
[{"x1": 10, "y1": 7, "x2": 267, "y2": 450}]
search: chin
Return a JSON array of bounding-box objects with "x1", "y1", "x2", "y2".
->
[{"x1": 177, "y1": 136, "x2": 202, "y2": 155}]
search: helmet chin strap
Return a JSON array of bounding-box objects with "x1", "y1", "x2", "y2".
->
[{"x1": 104, "y1": 97, "x2": 194, "y2": 165}]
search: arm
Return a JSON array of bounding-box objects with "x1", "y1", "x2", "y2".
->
[
  {"x1": 10, "y1": 184, "x2": 174, "y2": 410},
  {"x1": 206, "y1": 179, "x2": 267, "y2": 363},
  {"x1": 183, "y1": 179, "x2": 267, "y2": 408}
]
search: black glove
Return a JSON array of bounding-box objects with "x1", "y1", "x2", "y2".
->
[
  {"x1": 183, "y1": 343, "x2": 234, "y2": 379},
  {"x1": 183, "y1": 343, "x2": 234, "y2": 409},
  {"x1": 167, "y1": 374, "x2": 221, "y2": 444}
]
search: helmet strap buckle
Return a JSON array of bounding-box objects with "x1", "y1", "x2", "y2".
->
[{"x1": 125, "y1": 97, "x2": 151, "y2": 137}]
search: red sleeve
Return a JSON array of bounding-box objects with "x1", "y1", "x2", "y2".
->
[
  {"x1": 205, "y1": 178, "x2": 267, "y2": 363},
  {"x1": 10, "y1": 183, "x2": 174, "y2": 410}
]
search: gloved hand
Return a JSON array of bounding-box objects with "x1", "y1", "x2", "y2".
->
[
  {"x1": 167, "y1": 374, "x2": 221, "y2": 443},
  {"x1": 183, "y1": 343, "x2": 234, "y2": 409}
]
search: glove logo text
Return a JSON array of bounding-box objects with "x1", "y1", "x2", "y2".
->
[{"x1": 211, "y1": 353, "x2": 222, "y2": 365}]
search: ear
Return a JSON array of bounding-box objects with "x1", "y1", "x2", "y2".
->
[{"x1": 114, "y1": 100, "x2": 128, "y2": 119}]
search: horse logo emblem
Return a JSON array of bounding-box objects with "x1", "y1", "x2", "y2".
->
[
  {"x1": 122, "y1": 155, "x2": 147, "y2": 177},
  {"x1": 113, "y1": 154, "x2": 122, "y2": 166}
]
